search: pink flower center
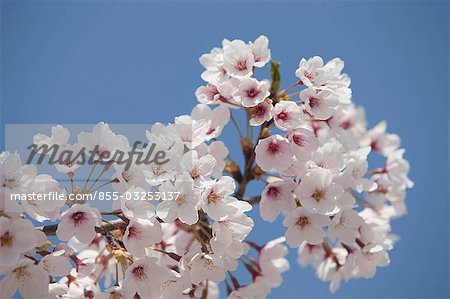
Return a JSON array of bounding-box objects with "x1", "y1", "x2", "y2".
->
[
  {"x1": 292, "y1": 133, "x2": 304, "y2": 147},
  {"x1": 128, "y1": 226, "x2": 143, "y2": 239},
  {"x1": 268, "y1": 140, "x2": 280, "y2": 154},
  {"x1": 207, "y1": 191, "x2": 221, "y2": 204},
  {"x1": 122, "y1": 171, "x2": 132, "y2": 182},
  {"x1": 340, "y1": 120, "x2": 353, "y2": 130},
  {"x1": 304, "y1": 71, "x2": 314, "y2": 81},
  {"x1": 254, "y1": 104, "x2": 266, "y2": 116},
  {"x1": 277, "y1": 111, "x2": 289, "y2": 121},
  {"x1": 297, "y1": 217, "x2": 309, "y2": 228},
  {"x1": 236, "y1": 60, "x2": 247, "y2": 71},
  {"x1": 71, "y1": 211, "x2": 86, "y2": 225},
  {"x1": 267, "y1": 186, "x2": 279, "y2": 198},
  {"x1": 206, "y1": 127, "x2": 216, "y2": 135},
  {"x1": 132, "y1": 266, "x2": 147, "y2": 282},
  {"x1": 309, "y1": 97, "x2": 321, "y2": 108},
  {"x1": 246, "y1": 88, "x2": 260, "y2": 98}
]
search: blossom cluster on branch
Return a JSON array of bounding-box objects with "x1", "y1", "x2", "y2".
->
[{"x1": 0, "y1": 36, "x2": 412, "y2": 298}]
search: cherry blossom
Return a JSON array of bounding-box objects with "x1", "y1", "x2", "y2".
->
[
  {"x1": 248, "y1": 98, "x2": 273, "y2": 126},
  {"x1": 0, "y1": 218, "x2": 37, "y2": 268},
  {"x1": 272, "y1": 101, "x2": 304, "y2": 131},
  {"x1": 300, "y1": 87, "x2": 339, "y2": 120},
  {"x1": 233, "y1": 77, "x2": 270, "y2": 107},
  {"x1": 56, "y1": 203, "x2": 101, "y2": 244},
  {"x1": 295, "y1": 56, "x2": 326, "y2": 87},
  {"x1": 260, "y1": 179, "x2": 296, "y2": 222},
  {"x1": 0, "y1": 36, "x2": 413, "y2": 298},
  {"x1": 223, "y1": 39, "x2": 255, "y2": 77},
  {"x1": 250, "y1": 35, "x2": 271, "y2": 67},
  {"x1": 295, "y1": 168, "x2": 343, "y2": 215},
  {"x1": 255, "y1": 135, "x2": 294, "y2": 173},
  {"x1": 157, "y1": 174, "x2": 200, "y2": 224},
  {"x1": 283, "y1": 207, "x2": 331, "y2": 246},
  {"x1": 0, "y1": 260, "x2": 49, "y2": 299},
  {"x1": 123, "y1": 218, "x2": 162, "y2": 257}
]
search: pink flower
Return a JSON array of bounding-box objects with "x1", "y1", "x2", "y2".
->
[
  {"x1": 287, "y1": 128, "x2": 319, "y2": 160},
  {"x1": 249, "y1": 98, "x2": 273, "y2": 126},
  {"x1": 260, "y1": 180, "x2": 297, "y2": 222},
  {"x1": 283, "y1": 207, "x2": 330, "y2": 247},
  {"x1": 300, "y1": 87, "x2": 338, "y2": 120},
  {"x1": 234, "y1": 77, "x2": 270, "y2": 107},
  {"x1": 223, "y1": 40, "x2": 254, "y2": 77},
  {"x1": 255, "y1": 135, "x2": 294, "y2": 173},
  {"x1": 272, "y1": 101, "x2": 304, "y2": 131},
  {"x1": 56, "y1": 203, "x2": 101, "y2": 244},
  {"x1": 295, "y1": 168, "x2": 343, "y2": 216}
]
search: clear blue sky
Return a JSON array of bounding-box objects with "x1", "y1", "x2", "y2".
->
[{"x1": 1, "y1": 1, "x2": 448, "y2": 298}]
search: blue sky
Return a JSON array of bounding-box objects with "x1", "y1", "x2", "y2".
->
[{"x1": 1, "y1": 1, "x2": 448, "y2": 298}]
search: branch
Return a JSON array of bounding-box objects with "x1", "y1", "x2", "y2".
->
[{"x1": 244, "y1": 196, "x2": 261, "y2": 205}]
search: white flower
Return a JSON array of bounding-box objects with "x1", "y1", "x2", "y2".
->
[
  {"x1": 295, "y1": 56, "x2": 326, "y2": 87},
  {"x1": 233, "y1": 77, "x2": 270, "y2": 107},
  {"x1": 112, "y1": 163, "x2": 150, "y2": 194},
  {"x1": 259, "y1": 237, "x2": 290, "y2": 287},
  {"x1": 38, "y1": 250, "x2": 72, "y2": 277},
  {"x1": 300, "y1": 87, "x2": 339, "y2": 120},
  {"x1": 94, "y1": 286, "x2": 131, "y2": 299},
  {"x1": 0, "y1": 218, "x2": 37, "y2": 268},
  {"x1": 356, "y1": 244, "x2": 390, "y2": 278},
  {"x1": 157, "y1": 174, "x2": 200, "y2": 225},
  {"x1": 223, "y1": 39, "x2": 254, "y2": 77},
  {"x1": 33, "y1": 125, "x2": 70, "y2": 148},
  {"x1": 56, "y1": 203, "x2": 101, "y2": 244},
  {"x1": 195, "y1": 83, "x2": 221, "y2": 105},
  {"x1": 297, "y1": 243, "x2": 325, "y2": 268},
  {"x1": 21, "y1": 174, "x2": 66, "y2": 222},
  {"x1": 116, "y1": 186, "x2": 156, "y2": 221},
  {"x1": 189, "y1": 253, "x2": 226, "y2": 284},
  {"x1": 336, "y1": 148, "x2": 377, "y2": 192},
  {"x1": 199, "y1": 47, "x2": 228, "y2": 84},
  {"x1": 212, "y1": 213, "x2": 254, "y2": 245},
  {"x1": 180, "y1": 150, "x2": 216, "y2": 187},
  {"x1": 255, "y1": 135, "x2": 294, "y2": 173},
  {"x1": 249, "y1": 98, "x2": 273, "y2": 126},
  {"x1": 272, "y1": 101, "x2": 304, "y2": 131},
  {"x1": 207, "y1": 141, "x2": 229, "y2": 178},
  {"x1": 33, "y1": 125, "x2": 83, "y2": 173},
  {"x1": 201, "y1": 176, "x2": 238, "y2": 221},
  {"x1": 288, "y1": 128, "x2": 319, "y2": 160},
  {"x1": 295, "y1": 168, "x2": 343, "y2": 215},
  {"x1": 328, "y1": 209, "x2": 363, "y2": 244},
  {"x1": 362, "y1": 121, "x2": 400, "y2": 156},
  {"x1": 78, "y1": 122, "x2": 130, "y2": 162},
  {"x1": 124, "y1": 257, "x2": 171, "y2": 298},
  {"x1": 0, "y1": 259, "x2": 49, "y2": 299},
  {"x1": 171, "y1": 115, "x2": 210, "y2": 149},
  {"x1": 191, "y1": 104, "x2": 230, "y2": 140},
  {"x1": 123, "y1": 218, "x2": 162, "y2": 258},
  {"x1": 311, "y1": 140, "x2": 345, "y2": 171},
  {"x1": 260, "y1": 179, "x2": 297, "y2": 222},
  {"x1": 283, "y1": 207, "x2": 330, "y2": 247},
  {"x1": 250, "y1": 35, "x2": 271, "y2": 68},
  {"x1": 386, "y1": 149, "x2": 413, "y2": 189},
  {"x1": 0, "y1": 152, "x2": 36, "y2": 196}
]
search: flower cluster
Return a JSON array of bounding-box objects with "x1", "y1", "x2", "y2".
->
[
  {"x1": 196, "y1": 36, "x2": 412, "y2": 293},
  {"x1": 0, "y1": 36, "x2": 411, "y2": 298}
]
